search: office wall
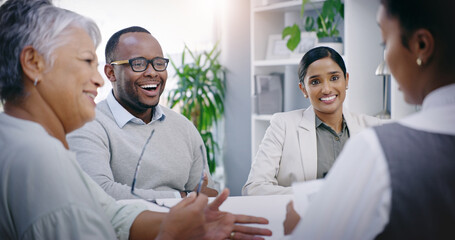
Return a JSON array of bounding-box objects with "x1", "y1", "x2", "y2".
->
[
  {"x1": 220, "y1": 0, "x2": 251, "y2": 196},
  {"x1": 344, "y1": 0, "x2": 384, "y2": 115},
  {"x1": 345, "y1": 0, "x2": 418, "y2": 119}
]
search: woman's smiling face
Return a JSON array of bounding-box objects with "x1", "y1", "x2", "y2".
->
[
  {"x1": 300, "y1": 57, "x2": 349, "y2": 117},
  {"x1": 40, "y1": 27, "x2": 104, "y2": 133}
]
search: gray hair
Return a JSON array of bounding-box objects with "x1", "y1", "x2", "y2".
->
[{"x1": 0, "y1": 0, "x2": 101, "y2": 103}]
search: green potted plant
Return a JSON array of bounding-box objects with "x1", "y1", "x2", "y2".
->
[
  {"x1": 282, "y1": 0, "x2": 344, "y2": 53},
  {"x1": 167, "y1": 43, "x2": 225, "y2": 174}
]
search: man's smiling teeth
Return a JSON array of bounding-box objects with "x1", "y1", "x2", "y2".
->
[
  {"x1": 320, "y1": 95, "x2": 336, "y2": 101},
  {"x1": 141, "y1": 84, "x2": 158, "y2": 90}
]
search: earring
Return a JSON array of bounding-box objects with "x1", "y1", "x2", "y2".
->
[
  {"x1": 34, "y1": 77, "x2": 39, "y2": 86},
  {"x1": 346, "y1": 86, "x2": 349, "y2": 90},
  {"x1": 303, "y1": 94, "x2": 307, "y2": 98},
  {"x1": 416, "y1": 57, "x2": 422, "y2": 66}
]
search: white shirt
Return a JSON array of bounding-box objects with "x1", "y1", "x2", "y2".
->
[
  {"x1": 291, "y1": 83, "x2": 455, "y2": 239},
  {"x1": 107, "y1": 91, "x2": 165, "y2": 127},
  {"x1": 0, "y1": 114, "x2": 148, "y2": 239}
]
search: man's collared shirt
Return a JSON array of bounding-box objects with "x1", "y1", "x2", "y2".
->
[{"x1": 106, "y1": 90, "x2": 165, "y2": 128}]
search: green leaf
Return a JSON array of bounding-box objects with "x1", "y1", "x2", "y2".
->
[
  {"x1": 166, "y1": 43, "x2": 225, "y2": 174},
  {"x1": 339, "y1": 3, "x2": 344, "y2": 19},
  {"x1": 317, "y1": 31, "x2": 325, "y2": 39},
  {"x1": 304, "y1": 17, "x2": 314, "y2": 32},
  {"x1": 282, "y1": 24, "x2": 301, "y2": 51},
  {"x1": 321, "y1": 1, "x2": 332, "y2": 19},
  {"x1": 297, "y1": 0, "x2": 343, "y2": 39}
]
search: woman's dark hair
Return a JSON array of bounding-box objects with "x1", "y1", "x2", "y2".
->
[
  {"x1": 380, "y1": 0, "x2": 455, "y2": 70},
  {"x1": 298, "y1": 46, "x2": 346, "y2": 84}
]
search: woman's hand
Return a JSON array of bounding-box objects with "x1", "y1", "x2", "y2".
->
[
  {"x1": 203, "y1": 189, "x2": 273, "y2": 240},
  {"x1": 156, "y1": 194, "x2": 208, "y2": 240},
  {"x1": 283, "y1": 201, "x2": 301, "y2": 235}
]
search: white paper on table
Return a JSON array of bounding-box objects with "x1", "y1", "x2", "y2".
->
[
  {"x1": 291, "y1": 179, "x2": 325, "y2": 217},
  {"x1": 118, "y1": 195, "x2": 293, "y2": 239}
]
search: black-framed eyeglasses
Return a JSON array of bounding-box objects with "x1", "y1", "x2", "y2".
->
[
  {"x1": 131, "y1": 129, "x2": 206, "y2": 209},
  {"x1": 111, "y1": 57, "x2": 169, "y2": 72}
]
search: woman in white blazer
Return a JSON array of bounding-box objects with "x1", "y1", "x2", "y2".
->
[{"x1": 243, "y1": 47, "x2": 384, "y2": 196}]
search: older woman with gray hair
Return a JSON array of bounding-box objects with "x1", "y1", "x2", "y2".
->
[{"x1": 0, "y1": 0, "x2": 271, "y2": 239}]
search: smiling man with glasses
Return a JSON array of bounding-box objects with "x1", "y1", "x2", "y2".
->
[{"x1": 67, "y1": 26, "x2": 218, "y2": 201}]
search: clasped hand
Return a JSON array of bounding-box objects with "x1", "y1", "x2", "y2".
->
[{"x1": 180, "y1": 173, "x2": 218, "y2": 197}]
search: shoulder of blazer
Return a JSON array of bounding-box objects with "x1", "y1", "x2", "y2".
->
[
  {"x1": 349, "y1": 112, "x2": 383, "y2": 126},
  {"x1": 344, "y1": 109, "x2": 383, "y2": 135},
  {"x1": 270, "y1": 108, "x2": 314, "y2": 130},
  {"x1": 271, "y1": 108, "x2": 305, "y2": 123}
]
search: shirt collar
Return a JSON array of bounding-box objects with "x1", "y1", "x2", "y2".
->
[
  {"x1": 422, "y1": 83, "x2": 455, "y2": 111},
  {"x1": 315, "y1": 115, "x2": 324, "y2": 128},
  {"x1": 315, "y1": 114, "x2": 347, "y2": 132},
  {"x1": 106, "y1": 90, "x2": 165, "y2": 128}
]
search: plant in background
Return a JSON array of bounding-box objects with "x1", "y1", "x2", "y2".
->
[
  {"x1": 282, "y1": 0, "x2": 344, "y2": 51},
  {"x1": 167, "y1": 43, "x2": 225, "y2": 174}
]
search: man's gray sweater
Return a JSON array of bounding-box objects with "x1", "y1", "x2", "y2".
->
[{"x1": 67, "y1": 99, "x2": 214, "y2": 200}]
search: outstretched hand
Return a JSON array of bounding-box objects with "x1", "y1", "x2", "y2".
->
[
  {"x1": 156, "y1": 194, "x2": 208, "y2": 240},
  {"x1": 203, "y1": 189, "x2": 273, "y2": 240}
]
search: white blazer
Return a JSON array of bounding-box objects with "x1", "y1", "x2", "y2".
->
[{"x1": 242, "y1": 106, "x2": 384, "y2": 196}]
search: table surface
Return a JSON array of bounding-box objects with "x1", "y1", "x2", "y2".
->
[{"x1": 119, "y1": 194, "x2": 295, "y2": 240}]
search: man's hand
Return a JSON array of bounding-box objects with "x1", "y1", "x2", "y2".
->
[
  {"x1": 156, "y1": 194, "x2": 208, "y2": 240},
  {"x1": 194, "y1": 173, "x2": 218, "y2": 197},
  {"x1": 180, "y1": 174, "x2": 218, "y2": 198},
  {"x1": 283, "y1": 201, "x2": 301, "y2": 235},
  {"x1": 203, "y1": 189, "x2": 273, "y2": 240}
]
